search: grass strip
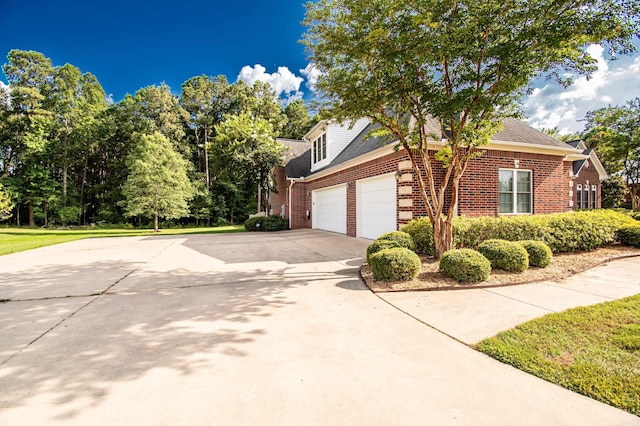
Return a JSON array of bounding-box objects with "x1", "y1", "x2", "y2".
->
[
  {"x1": 475, "y1": 294, "x2": 640, "y2": 416},
  {"x1": 0, "y1": 225, "x2": 245, "y2": 256}
]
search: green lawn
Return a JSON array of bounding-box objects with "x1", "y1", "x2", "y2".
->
[
  {"x1": 476, "y1": 294, "x2": 640, "y2": 416},
  {"x1": 0, "y1": 225, "x2": 245, "y2": 256}
]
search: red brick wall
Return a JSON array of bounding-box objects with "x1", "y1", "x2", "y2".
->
[
  {"x1": 288, "y1": 148, "x2": 572, "y2": 233},
  {"x1": 457, "y1": 150, "x2": 571, "y2": 217},
  {"x1": 572, "y1": 162, "x2": 601, "y2": 209}
]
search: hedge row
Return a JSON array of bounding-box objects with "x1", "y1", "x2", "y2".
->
[
  {"x1": 402, "y1": 210, "x2": 637, "y2": 255},
  {"x1": 244, "y1": 215, "x2": 289, "y2": 232}
]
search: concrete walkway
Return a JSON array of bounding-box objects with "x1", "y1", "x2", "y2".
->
[
  {"x1": 0, "y1": 230, "x2": 638, "y2": 425},
  {"x1": 380, "y1": 256, "x2": 640, "y2": 344}
]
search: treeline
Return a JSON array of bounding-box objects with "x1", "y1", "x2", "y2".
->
[{"x1": 0, "y1": 50, "x2": 313, "y2": 227}]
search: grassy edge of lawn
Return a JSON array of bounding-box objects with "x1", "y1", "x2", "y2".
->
[
  {"x1": 0, "y1": 225, "x2": 245, "y2": 256},
  {"x1": 475, "y1": 294, "x2": 640, "y2": 416}
]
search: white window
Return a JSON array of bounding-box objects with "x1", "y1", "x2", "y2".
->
[
  {"x1": 584, "y1": 185, "x2": 590, "y2": 209},
  {"x1": 576, "y1": 184, "x2": 582, "y2": 208},
  {"x1": 592, "y1": 185, "x2": 597, "y2": 209},
  {"x1": 499, "y1": 169, "x2": 532, "y2": 214},
  {"x1": 312, "y1": 134, "x2": 327, "y2": 165}
]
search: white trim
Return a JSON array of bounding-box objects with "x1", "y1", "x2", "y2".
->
[{"x1": 304, "y1": 143, "x2": 399, "y2": 182}]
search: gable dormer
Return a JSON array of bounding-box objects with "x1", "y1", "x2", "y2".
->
[{"x1": 306, "y1": 118, "x2": 370, "y2": 173}]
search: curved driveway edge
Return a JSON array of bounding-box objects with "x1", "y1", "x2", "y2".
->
[
  {"x1": 1, "y1": 230, "x2": 638, "y2": 425},
  {"x1": 379, "y1": 256, "x2": 640, "y2": 345}
]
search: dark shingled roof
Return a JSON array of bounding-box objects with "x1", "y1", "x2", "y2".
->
[
  {"x1": 573, "y1": 148, "x2": 594, "y2": 176},
  {"x1": 284, "y1": 117, "x2": 575, "y2": 178},
  {"x1": 493, "y1": 118, "x2": 571, "y2": 149}
]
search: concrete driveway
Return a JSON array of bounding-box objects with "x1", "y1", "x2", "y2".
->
[{"x1": 0, "y1": 230, "x2": 637, "y2": 425}]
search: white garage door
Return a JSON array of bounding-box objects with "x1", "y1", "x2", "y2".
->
[
  {"x1": 312, "y1": 184, "x2": 347, "y2": 234},
  {"x1": 357, "y1": 173, "x2": 397, "y2": 239}
]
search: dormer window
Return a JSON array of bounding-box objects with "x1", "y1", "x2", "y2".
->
[{"x1": 313, "y1": 134, "x2": 327, "y2": 164}]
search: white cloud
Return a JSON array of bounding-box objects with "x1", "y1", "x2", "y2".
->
[
  {"x1": 524, "y1": 44, "x2": 640, "y2": 134},
  {"x1": 300, "y1": 63, "x2": 321, "y2": 92},
  {"x1": 237, "y1": 64, "x2": 303, "y2": 101},
  {"x1": 106, "y1": 93, "x2": 114, "y2": 105}
]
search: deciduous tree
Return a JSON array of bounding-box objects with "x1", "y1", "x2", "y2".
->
[
  {"x1": 121, "y1": 132, "x2": 195, "y2": 232},
  {"x1": 303, "y1": 0, "x2": 639, "y2": 257},
  {"x1": 586, "y1": 98, "x2": 640, "y2": 211}
]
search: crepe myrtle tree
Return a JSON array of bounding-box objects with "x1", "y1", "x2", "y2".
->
[{"x1": 303, "y1": 0, "x2": 639, "y2": 258}]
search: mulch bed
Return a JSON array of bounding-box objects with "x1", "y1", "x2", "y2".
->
[{"x1": 361, "y1": 245, "x2": 640, "y2": 292}]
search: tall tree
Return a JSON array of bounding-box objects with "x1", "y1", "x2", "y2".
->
[
  {"x1": 211, "y1": 112, "x2": 286, "y2": 214},
  {"x1": 586, "y1": 98, "x2": 640, "y2": 211},
  {"x1": 181, "y1": 75, "x2": 234, "y2": 189},
  {"x1": 120, "y1": 132, "x2": 194, "y2": 232},
  {"x1": 303, "y1": 0, "x2": 639, "y2": 257},
  {"x1": 282, "y1": 99, "x2": 312, "y2": 139}
]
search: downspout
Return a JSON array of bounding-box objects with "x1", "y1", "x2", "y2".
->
[{"x1": 288, "y1": 178, "x2": 296, "y2": 230}]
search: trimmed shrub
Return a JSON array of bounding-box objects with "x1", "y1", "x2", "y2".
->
[
  {"x1": 263, "y1": 215, "x2": 289, "y2": 231},
  {"x1": 366, "y1": 239, "x2": 401, "y2": 263},
  {"x1": 632, "y1": 212, "x2": 640, "y2": 221},
  {"x1": 453, "y1": 210, "x2": 637, "y2": 253},
  {"x1": 401, "y1": 217, "x2": 434, "y2": 256},
  {"x1": 244, "y1": 216, "x2": 265, "y2": 232},
  {"x1": 439, "y1": 249, "x2": 491, "y2": 283},
  {"x1": 478, "y1": 239, "x2": 529, "y2": 272},
  {"x1": 369, "y1": 247, "x2": 421, "y2": 281},
  {"x1": 517, "y1": 240, "x2": 553, "y2": 268},
  {"x1": 377, "y1": 231, "x2": 416, "y2": 251},
  {"x1": 618, "y1": 226, "x2": 640, "y2": 248}
]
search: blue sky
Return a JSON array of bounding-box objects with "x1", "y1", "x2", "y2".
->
[
  {"x1": 1, "y1": 1, "x2": 639, "y2": 134},
  {"x1": 0, "y1": 0, "x2": 312, "y2": 103}
]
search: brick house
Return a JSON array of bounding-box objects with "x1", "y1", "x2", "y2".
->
[
  {"x1": 272, "y1": 117, "x2": 592, "y2": 239},
  {"x1": 566, "y1": 140, "x2": 608, "y2": 209}
]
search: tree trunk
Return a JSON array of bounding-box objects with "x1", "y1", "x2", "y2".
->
[
  {"x1": 433, "y1": 215, "x2": 454, "y2": 259},
  {"x1": 28, "y1": 201, "x2": 35, "y2": 227},
  {"x1": 154, "y1": 212, "x2": 159, "y2": 232},
  {"x1": 257, "y1": 183, "x2": 262, "y2": 213},
  {"x1": 631, "y1": 186, "x2": 639, "y2": 212}
]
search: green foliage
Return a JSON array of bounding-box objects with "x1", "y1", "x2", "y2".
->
[
  {"x1": 263, "y1": 215, "x2": 289, "y2": 232},
  {"x1": 282, "y1": 99, "x2": 312, "y2": 139},
  {"x1": 244, "y1": 215, "x2": 288, "y2": 232},
  {"x1": 0, "y1": 183, "x2": 13, "y2": 220},
  {"x1": 366, "y1": 239, "x2": 401, "y2": 263},
  {"x1": 476, "y1": 294, "x2": 640, "y2": 416},
  {"x1": 454, "y1": 210, "x2": 637, "y2": 253},
  {"x1": 439, "y1": 249, "x2": 491, "y2": 283},
  {"x1": 369, "y1": 247, "x2": 421, "y2": 282},
  {"x1": 617, "y1": 226, "x2": 640, "y2": 248},
  {"x1": 477, "y1": 239, "x2": 529, "y2": 272},
  {"x1": 401, "y1": 217, "x2": 435, "y2": 256},
  {"x1": 632, "y1": 212, "x2": 640, "y2": 221},
  {"x1": 601, "y1": 176, "x2": 628, "y2": 209},
  {"x1": 517, "y1": 240, "x2": 553, "y2": 268},
  {"x1": 244, "y1": 216, "x2": 265, "y2": 232},
  {"x1": 120, "y1": 132, "x2": 195, "y2": 232},
  {"x1": 377, "y1": 231, "x2": 415, "y2": 251}
]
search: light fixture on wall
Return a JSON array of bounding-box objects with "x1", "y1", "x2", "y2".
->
[{"x1": 394, "y1": 170, "x2": 403, "y2": 181}]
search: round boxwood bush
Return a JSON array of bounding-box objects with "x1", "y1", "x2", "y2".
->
[
  {"x1": 401, "y1": 217, "x2": 434, "y2": 256},
  {"x1": 366, "y1": 239, "x2": 401, "y2": 263},
  {"x1": 263, "y1": 215, "x2": 289, "y2": 231},
  {"x1": 244, "y1": 216, "x2": 266, "y2": 232},
  {"x1": 517, "y1": 240, "x2": 553, "y2": 268},
  {"x1": 377, "y1": 231, "x2": 416, "y2": 251},
  {"x1": 439, "y1": 249, "x2": 491, "y2": 283},
  {"x1": 477, "y1": 239, "x2": 529, "y2": 272},
  {"x1": 369, "y1": 247, "x2": 421, "y2": 282},
  {"x1": 618, "y1": 225, "x2": 640, "y2": 248}
]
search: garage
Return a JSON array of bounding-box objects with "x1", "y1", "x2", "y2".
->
[
  {"x1": 312, "y1": 184, "x2": 347, "y2": 234},
  {"x1": 357, "y1": 173, "x2": 397, "y2": 239}
]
